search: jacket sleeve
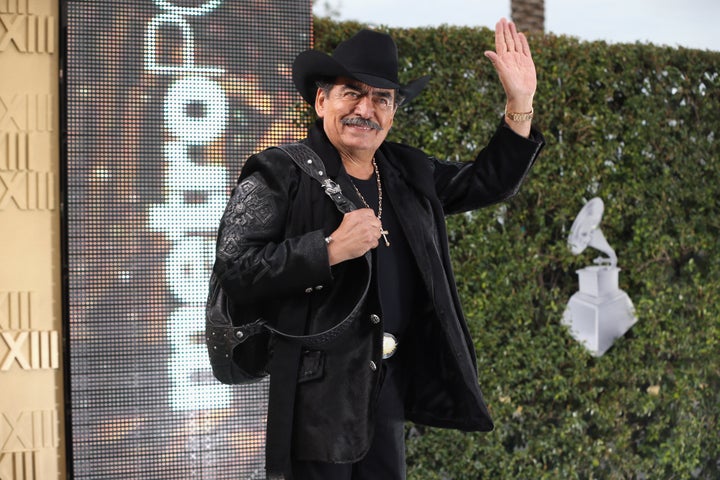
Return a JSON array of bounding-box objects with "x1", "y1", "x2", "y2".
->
[
  {"x1": 212, "y1": 151, "x2": 333, "y2": 305},
  {"x1": 433, "y1": 120, "x2": 545, "y2": 214}
]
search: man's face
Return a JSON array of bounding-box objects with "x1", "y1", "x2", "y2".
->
[{"x1": 315, "y1": 77, "x2": 397, "y2": 160}]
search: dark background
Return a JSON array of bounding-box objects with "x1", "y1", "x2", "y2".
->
[{"x1": 64, "y1": 1, "x2": 309, "y2": 478}]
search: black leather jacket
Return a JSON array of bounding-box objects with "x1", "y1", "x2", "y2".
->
[{"x1": 214, "y1": 119, "x2": 544, "y2": 463}]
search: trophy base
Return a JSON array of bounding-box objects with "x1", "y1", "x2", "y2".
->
[{"x1": 563, "y1": 266, "x2": 637, "y2": 356}]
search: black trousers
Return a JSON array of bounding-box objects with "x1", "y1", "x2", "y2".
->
[{"x1": 291, "y1": 363, "x2": 407, "y2": 480}]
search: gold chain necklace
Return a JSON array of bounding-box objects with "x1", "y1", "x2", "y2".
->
[{"x1": 350, "y1": 158, "x2": 390, "y2": 247}]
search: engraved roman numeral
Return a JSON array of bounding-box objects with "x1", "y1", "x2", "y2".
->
[
  {"x1": 0, "y1": 291, "x2": 32, "y2": 330},
  {"x1": 0, "y1": 331, "x2": 59, "y2": 371},
  {"x1": 0, "y1": 170, "x2": 55, "y2": 211},
  {"x1": 0, "y1": 410, "x2": 58, "y2": 451},
  {"x1": 0, "y1": 12, "x2": 55, "y2": 53},
  {"x1": 0, "y1": 451, "x2": 39, "y2": 480},
  {"x1": 0, "y1": 94, "x2": 54, "y2": 132}
]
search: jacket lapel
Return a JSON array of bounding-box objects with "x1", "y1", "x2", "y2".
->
[{"x1": 376, "y1": 147, "x2": 442, "y2": 298}]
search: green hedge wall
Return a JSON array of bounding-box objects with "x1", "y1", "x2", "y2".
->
[{"x1": 311, "y1": 17, "x2": 720, "y2": 479}]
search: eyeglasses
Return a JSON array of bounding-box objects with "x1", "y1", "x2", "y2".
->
[{"x1": 333, "y1": 85, "x2": 397, "y2": 112}]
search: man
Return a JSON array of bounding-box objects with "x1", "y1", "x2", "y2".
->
[{"x1": 213, "y1": 18, "x2": 544, "y2": 479}]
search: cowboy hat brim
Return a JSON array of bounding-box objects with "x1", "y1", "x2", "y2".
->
[{"x1": 292, "y1": 50, "x2": 430, "y2": 106}]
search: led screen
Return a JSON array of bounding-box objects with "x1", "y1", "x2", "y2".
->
[{"x1": 64, "y1": 1, "x2": 310, "y2": 478}]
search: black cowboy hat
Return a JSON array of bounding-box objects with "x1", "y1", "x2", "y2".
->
[{"x1": 292, "y1": 29, "x2": 430, "y2": 106}]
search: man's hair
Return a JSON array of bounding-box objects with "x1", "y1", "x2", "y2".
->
[
  {"x1": 315, "y1": 79, "x2": 335, "y2": 98},
  {"x1": 315, "y1": 79, "x2": 405, "y2": 107}
]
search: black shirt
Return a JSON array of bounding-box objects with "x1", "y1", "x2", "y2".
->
[{"x1": 349, "y1": 168, "x2": 419, "y2": 340}]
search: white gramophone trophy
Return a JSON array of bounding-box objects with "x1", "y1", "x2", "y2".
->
[{"x1": 563, "y1": 198, "x2": 637, "y2": 356}]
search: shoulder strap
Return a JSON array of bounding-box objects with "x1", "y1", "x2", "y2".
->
[
  {"x1": 275, "y1": 143, "x2": 357, "y2": 214},
  {"x1": 251, "y1": 143, "x2": 367, "y2": 348}
]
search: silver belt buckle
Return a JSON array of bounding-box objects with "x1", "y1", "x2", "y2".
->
[{"x1": 382, "y1": 333, "x2": 398, "y2": 359}]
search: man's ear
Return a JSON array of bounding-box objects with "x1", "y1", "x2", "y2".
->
[{"x1": 314, "y1": 88, "x2": 326, "y2": 118}]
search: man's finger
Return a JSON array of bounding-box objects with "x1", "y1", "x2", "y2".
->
[
  {"x1": 503, "y1": 20, "x2": 516, "y2": 52},
  {"x1": 494, "y1": 19, "x2": 506, "y2": 53}
]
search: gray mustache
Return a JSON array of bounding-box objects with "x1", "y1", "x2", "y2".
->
[{"x1": 341, "y1": 117, "x2": 382, "y2": 131}]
